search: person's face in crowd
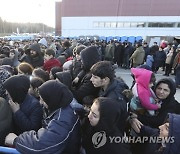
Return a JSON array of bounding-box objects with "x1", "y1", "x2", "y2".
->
[
  {"x1": 14, "y1": 43, "x2": 19, "y2": 48},
  {"x1": 44, "y1": 54, "x2": 52, "y2": 61},
  {"x1": 159, "y1": 47, "x2": 163, "y2": 51},
  {"x1": 88, "y1": 102, "x2": 100, "y2": 126},
  {"x1": 143, "y1": 44, "x2": 147, "y2": 47},
  {"x1": 29, "y1": 85, "x2": 39, "y2": 99},
  {"x1": 90, "y1": 74, "x2": 106, "y2": 88},
  {"x1": 9, "y1": 52, "x2": 15, "y2": 58},
  {"x1": 76, "y1": 54, "x2": 81, "y2": 61},
  {"x1": 30, "y1": 50, "x2": 37, "y2": 57},
  {"x1": 149, "y1": 82, "x2": 154, "y2": 88},
  {"x1": 159, "y1": 122, "x2": 169, "y2": 138},
  {"x1": 155, "y1": 83, "x2": 170, "y2": 100}
]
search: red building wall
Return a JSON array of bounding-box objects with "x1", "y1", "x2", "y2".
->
[
  {"x1": 55, "y1": 0, "x2": 180, "y2": 35},
  {"x1": 60, "y1": 0, "x2": 180, "y2": 16}
]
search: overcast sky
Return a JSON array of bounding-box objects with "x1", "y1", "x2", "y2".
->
[{"x1": 0, "y1": 0, "x2": 57, "y2": 27}]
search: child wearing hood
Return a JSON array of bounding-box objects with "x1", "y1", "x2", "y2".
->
[{"x1": 130, "y1": 68, "x2": 161, "y2": 116}]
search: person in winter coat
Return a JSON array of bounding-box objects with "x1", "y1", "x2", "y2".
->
[
  {"x1": 90, "y1": 61, "x2": 129, "y2": 132},
  {"x1": 129, "y1": 113, "x2": 180, "y2": 154},
  {"x1": 5, "y1": 80, "x2": 81, "y2": 154},
  {"x1": 130, "y1": 68, "x2": 161, "y2": 116},
  {"x1": 164, "y1": 46, "x2": 175, "y2": 76},
  {"x1": 130, "y1": 78, "x2": 180, "y2": 129},
  {"x1": 146, "y1": 53, "x2": 154, "y2": 70},
  {"x1": 72, "y1": 46, "x2": 101, "y2": 103},
  {"x1": 0, "y1": 97, "x2": 13, "y2": 145},
  {"x1": 129, "y1": 42, "x2": 145, "y2": 67},
  {"x1": 43, "y1": 49, "x2": 62, "y2": 73},
  {"x1": 8, "y1": 49, "x2": 20, "y2": 67},
  {"x1": 172, "y1": 47, "x2": 180, "y2": 88},
  {"x1": 82, "y1": 97, "x2": 132, "y2": 154},
  {"x1": 104, "y1": 40, "x2": 115, "y2": 62},
  {"x1": 3, "y1": 75, "x2": 43, "y2": 135},
  {"x1": 55, "y1": 71, "x2": 72, "y2": 90},
  {"x1": 70, "y1": 45, "x2": 86, "y2": 80},
  {"x1": 61, "y1": 40, "x2": 73, "y2": 59},
  {"x1": 25, "y1": 43, "x2": 44, "y2": 68}
]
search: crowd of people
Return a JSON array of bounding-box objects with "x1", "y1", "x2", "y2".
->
[{"x1": 0, "y1": 37, "x2": 180, "y2": 154}]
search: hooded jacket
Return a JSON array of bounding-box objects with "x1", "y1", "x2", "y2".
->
[
  {"x1": 80, "y1": 46, "x2": 101, "y2": 72},
  {"x1": 29, "y1": 43, "x2": 44, "y2": 68},
  {"x1": 14, "y1": 80, "x2": 81, "y2": 154},
  {"x1": 163, "y1": 113, "x2": 180, "y2": 154},
  {"x1": 72, "y1": 46, "x2": 101, "y2": 103},
  {"x1": 138, "y1": 78, "x2": 180, "y2": 128},
  {"x1": 82, "y1": 97, "x2": 131, "y2": 154},
  {"x1": 99, "y1": 78, "x2": 129, "y2": 132},
  {"x1": 4, "y1": 75, "x2": 30, "y2": 104},
  {"x1": 55, "y1": 71, "x2": 72, "y2": 90},
  {"x1": 3, "y1": 75, "x2": 43, "y2": 134},
  {"x1": 131, "y1": 68, "x2": 158, "y2": 110},
  {"x1": 39, "y1": 80, "x2": 73, "y2": 113},
  {"x1": 0, "y1": 97, "x2": 13, "y2": 145}
]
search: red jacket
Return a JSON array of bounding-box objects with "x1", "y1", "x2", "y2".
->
[{"x1": 43, "y1": 58, "x2": 62, "y2": 73}]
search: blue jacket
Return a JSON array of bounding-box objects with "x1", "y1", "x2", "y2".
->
[
  {"x1": 14, "y1": 104, "x2": 81, "y2": 154},
  {"x1": 163, "y1": 114, "x2": 180, "y2": 154},
  {"x1": 13, "y1": 94, "x2": 43, "y2": 135}
]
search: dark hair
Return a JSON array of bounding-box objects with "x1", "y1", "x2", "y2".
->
[
  {"x1": 90, "y1": 61, "x2": 115, "y2": 81},
  {"x1": 50, "y1": 66, "x2": 63, "y2": 79},
  {"x1": 93, "y1": 97, "x2": 120, "y2": 131},
  {"x1": 154, "y1": 78, "x2": 176, "y2": 100},
  {"x1": 45, "y1": 49, "x2": 55, "y2": 57},
  {"x1": 9, "y1": 49, "x2": 15, "y2": 54},
  {"x1": 73, "y1": 45, "x2": 86, "y2": 55},
  {"x1": 150, "y1": 73, "x2": 156, "y2": 84},
  {"x1": 136, "y1": 41, "x2": 142, "y2": 47},
  {"x1": 30, "y1": 77, "x2": 44, "y2": 89},
  {"x1": 33, "y1": 68, "x2": 49, "y2": 82},
  {"x1": 63, "y1": 40, "x2": 71, "y2": 48}
]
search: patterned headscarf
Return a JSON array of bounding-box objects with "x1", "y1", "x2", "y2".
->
[{"x1": 0, "y1": 68, "x2": 11, "y2": 98}]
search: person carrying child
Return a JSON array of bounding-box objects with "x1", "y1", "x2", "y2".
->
[{"x1": 130, "y1": 68, "x2": 161, "y2": 116}]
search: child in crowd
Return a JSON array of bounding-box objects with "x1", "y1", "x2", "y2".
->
[
  {"x1": 17, "y1": 62, "x2": 34, "y2": 79},
  {"x1": 130, "y1": 68, "x2": 161, "y2": 116},
  {"x1": 43, "y1": 49, "x2": 62, "y2": 73},
  {"x1": 29, "y1": 77, "x2": 44, "y2": 100}
]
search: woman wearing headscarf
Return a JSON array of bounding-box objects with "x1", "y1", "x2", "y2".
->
[
  {"x1": 72, "y1": 46, "x2": 101, "y2": 103},
  {"x1": 3, "y1": 75, "x2": 43, "y2": 135},
  {"x1": 128, "y1": 78, "x2": 180, "y2": 154},
  {"x1": 82, "y1": 97, "x2": 131, "y2": 154},
  {"x1": 5, "y1": 80, "x2": 81, "y2": 154},
  {"x1": 0, "y1": 68, "x2": 11, "y2": 99},
  {"x1": 136, "y1": 78, "x2": 180, "y2": 128}
]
